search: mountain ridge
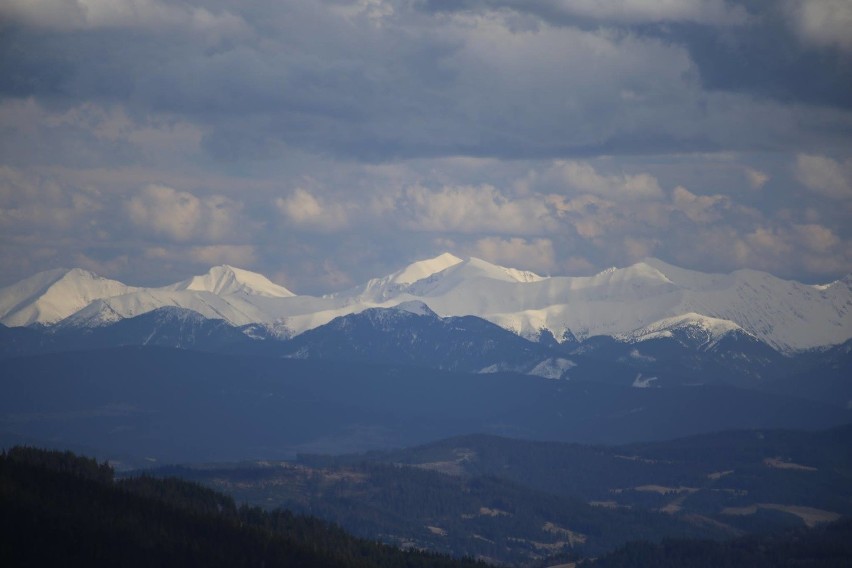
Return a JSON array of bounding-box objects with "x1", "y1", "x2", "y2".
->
[
  {"x1": 168, "y1": 264, "x2": 296, "y2": 298},
  {"x1": 1, "y1": 253, "x2": 850, "y2": 352}
]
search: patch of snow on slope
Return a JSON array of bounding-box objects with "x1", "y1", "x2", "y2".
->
[
  {"x1": 240, "y1": 320, "x2": 293, "y2": 340},
  {"x1": 632, "y1": 374, "x2": 659, "y2": 388},
  {"x1": 528, "y1": 357, "x2": 576, "y2": 380},
  {"x1": 629, "y1": 349, "x2": 656, "y2": 363}
]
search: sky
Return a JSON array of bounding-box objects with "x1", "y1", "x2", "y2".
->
[{"x1": 1, "y1": 0, "x2": 851, "y2": 293}]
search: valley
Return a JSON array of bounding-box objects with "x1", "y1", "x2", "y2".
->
[{"x1": 147, "y1": 425, "x2": 852, "y2": 565}]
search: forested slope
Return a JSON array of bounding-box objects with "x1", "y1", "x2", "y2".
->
[{"x1": 0, "y1": 447, "x2": 485, "y2": 568}]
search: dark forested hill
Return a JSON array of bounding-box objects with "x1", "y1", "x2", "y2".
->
[
  {"x1": 0, "y1": 446, "x2": 485, "y2": 568},
  {"x1": 585, "y1": 519, "x2": 852, "y2": 568}
]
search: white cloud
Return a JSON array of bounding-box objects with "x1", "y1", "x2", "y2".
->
[
  {"x1": 128, "y1": 185, "x2": 201, "y2": 241},
  {"x1": 546, "y1": 193, "x2": 616, "y2": 238},
  {"x1": 127, "y1": 184, "x2": 244, "y2": 242},
  {"x1": 275, "y1": 188, "x2": 349, "y2": 231},
  {"x1": 471, "y1": 237, "x2": 555, "y2": 273},
  {"x1": 744, "y1": 167, "x2": 769, "y2": 189},
  {"x1": 745, "y1": 227, "x2": 793, "y2": 258},
  {"x1": 796, "y1": 154, "x2": 852, "y2": 200},
  {"x1": 794, "y1": 223, "x2": 839, "y2": 253},
  {"x1": 549, "y1": 161, "x2": 664, "y2": 200},
  {"x1": 401, "y1": 184, "x2": 556, "y2": 234},
  {"x1": 546, "y1": 190, "x2": 670, "y2": 242},
  {"x1": 716, "y1": 222, "x2": 850, "y2": 277},
  {"x1": 785, "y1": 0, "x2": 852, "y2": 52},
  {"x1": 331, "y1": 0, "x2": 395, "y2": 26},
  {"x1": 672, "y1": 185, "x2": 731, "y2": 224}
]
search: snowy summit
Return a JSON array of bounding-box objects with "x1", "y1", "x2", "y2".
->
[{"x1": 0, "y1": 254, "x2": 850, "y2": 353}]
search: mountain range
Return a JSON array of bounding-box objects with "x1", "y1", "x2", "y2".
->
[
  {"x1": 2, "y1": 253, "x2": 850, "y2": 353},
  {"x1": 2, "y1": 254, "x2": 851, "y2": 409},
  {"x1": 2, "y1": 255, "x2": 850, "y2": 566}
]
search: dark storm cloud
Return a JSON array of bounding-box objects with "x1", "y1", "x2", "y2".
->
[
  {"x1": 649, "y1": 13, "x2": 852, "y2": 109},
  {"x1": 419, "y1": 1, "x2": 852, "y2": 109},
  {"x1": 416, "y1": 0, "x2": 749, "y2": 25},
  {"x1": 4, "y1": 0, "x2": 849, "y2": 163}
]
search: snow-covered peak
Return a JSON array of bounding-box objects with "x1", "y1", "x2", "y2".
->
[
  {"x1": 341, "y1": 253, "x2": 464, "y2": 302},
  {"x1": 0, "y1": 268, "x2": 137, "y2": 326},
  {"x1": 56, "y1": 298, "x2": 125, "y2": 329},
  {"x1": 392, "y1": 300, "x2": 437, "y2": 317},
  {"x1": 390, "y1": 252, "x2": 463, "y2": 285},
  {"x1": 596, "y1": 260, "x2": 673, "y2": 286},
  {"x1": 1, "y1": 256, "x2": 850, "y2": 353},
  {"x1": 617, "y1": 313, "x2": 747, "y2": 347},
  {"x1": 170, "y1": 265, "x2": 295, "y2": 298}
]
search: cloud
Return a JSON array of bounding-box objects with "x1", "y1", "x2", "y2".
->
[
  {"x1": 146, "y1": 244, "x2": 257, "y2": 267},
  {"x1": 794, "y1": 223, "x2": 840, "y2": 253},
  {"x1": 275, "y1": 188, "x2": 349, "y2": 231},
  {"x1": 549, "y1": 160, "x2": 664, "y2": 200},
  {"x1": 127, "y1": 184, "x2": 245, "y2": 242},
  {"x1": 785, "y1": 0, "x2": 852, "y2": 52},
  {"x1": 471, "y1": 237, "x2": 555, "y2": 273},
  {"x1": 546, "y1": 189, "x2": 671, "y2": 242},
  {"x1": 0, "y1": 99, "x2": 205, "y2": 171},
  {"x1": 796, "y1": 154, "x2": 852, "y2": 200},
  {"x1": 561, "y1": 0, "x2": 748, "y2": 25},
  {"x1": 127, "y1": 185, "x2": 201, "y2": 241},
  {"x1": 546, "y1": 194, "x2": 616, "y2": 239},
  {"x1": 0, "y1": 3, "x2": 850, "y2": 290},
  {"x1": 0, "y1": 0, "x2": 247, "y2": 34},
  {"x1": 745, "y1": 226, "x2": 794, "y2": 259},
  {"x1": 4, "y1": 2, "x2": 850, "y2": 164},
  {"x1": 695, "y1": 221, "x2": 850, "y2": 278},
  {"x1": 672, "y1": 185, "x2": 732, "y2": 224},
  {"x1": 400, "y1": 184, "x2": 556, "y2": 234},
  {"x1": 0, "y1": 166, "x2": 102, "y2": 233},
  {"x1": 744, "y1": 167, "x2": 770, "y2": 189},
  {"x1": 421, "y1": 0, "x2": 748, "y2": 26}
]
